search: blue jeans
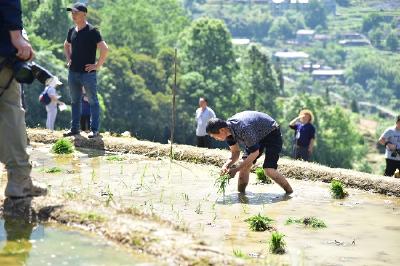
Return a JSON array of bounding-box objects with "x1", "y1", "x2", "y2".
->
[{"x1": 68, "y1": 71, "x2": 100, "y2": 132}]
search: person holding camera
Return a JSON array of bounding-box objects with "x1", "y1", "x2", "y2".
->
[
  {"x1": 289, "y1": 109, "x2": 316, "y2": 161},
  {"x1": 63, "y1": 2, "x2": 108, "y2": 138},
  {"x1": 206, "y1": 111, "x2": 293, "y2": 194},
  {"x1": 0, "y1": 1, "x2": 47, "y2": 197},
  {"x1": 378, "y1": 115, "x2": 400, "y2": 177}
]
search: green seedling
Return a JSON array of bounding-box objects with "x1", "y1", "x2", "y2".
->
[
  {"x1": 233, "y1": 249, "x2": 248, "y2": 259},
  {"x1": 105, "y1": 155, "x2": 125, "y2": 161},
  {"x1": 52, "y1": 138, "x2": 74, "y2": 154},
  {"x1": 102, "y1": 185, "x2": 114, "y2": 207},
  {"x1": 255, "y1": 167, "x2": 272, "y2": 184},
  {"x1": 195, "y1": 202, "x2": 202, "y2": 214},
  {"x1": 269, "y1": 231, "x2": 286, "y2": 254},
  {"x1": 214, "y1": 174, "x2": 231, "y2": 196},
  {"x1": 286, "y1": 217, "x2": 326, "y2": 228},
  {"x1": 43, "y1": 167, "x2": 62, "y2": 173},
  {"x1": 245, "y1": 213, "x2": 274, "y2": 232},
  {"x1": 330, "y1": 180, "x2": 348, "y2": 199}
]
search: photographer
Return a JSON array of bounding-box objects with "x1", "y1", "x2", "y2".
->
[
  {"x1": 378, "y1": 115, "x2": 400, "y2": 177},
  {"x1": 0, "y1": 1, "x2": 47, "y2": 197}
]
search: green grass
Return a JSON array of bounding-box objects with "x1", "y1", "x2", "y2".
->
[
  {"x1": 233, "y1": 249, "x2": 248, "y2": 259},
  {"x1": 214, "y1": 174, "x2": 231, "y2": 196},
  {"x1": 44, "y1": 166, "x2": 63, "y2": 173},
  {"x1": 245, "y1": 213, "x2": 274, "y2": 232},
  {"x1": 255, "y1": 167, "x2": 272, "y2": 184},
  {"x1": 105, "y1": 155, "x2": 125, "y2": 161},
  {"x1": 330, "y1": 180, "x2": 348, "y2": 199},
  {"x1": 52, "y1": 138, "x2": 74, "y2": 154},
  {"x1": 269, "y1": 231, "x2": 286, "y2": 254},
  {"x1": 286, "y1": 217, "x2": 327, "y2": 228}
]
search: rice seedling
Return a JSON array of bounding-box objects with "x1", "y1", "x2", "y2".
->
[
  {"x1": 286, "y1": 217, "x2": 327, "y2": 228},
  {"x1": 101, "y1": 185, "x2": 114, "y2": 207},
  {"x1": 43, "y1": 166, "x2": 63, "y2": 173},
  {"x1": 105, "y1": 155, "x2": 125, "y2": 161},
  {"x1": 269, "y1": 231, "x2": 286, "y2": 254},
  {"x1": 52, "y1": 138, "x2": 74, "y2": 154},
  {"x1": 330, "y1": 180, "x2": 348, "y2": 199},
  {"x1": 255, "y1": 167, "x2": 272, "y2": 184},
  {"x1": 233, "y1": 249, "x2": 248, "y2": 259},
  {"x1": 195, "y1": 202, "x2": 202, "y2": 214},
  {"x1": 245, "y1": 213, "x2": 274, "y2": 231},
  {"x1": 214, "y1": 174, "x2": 231, "y2": 196}
]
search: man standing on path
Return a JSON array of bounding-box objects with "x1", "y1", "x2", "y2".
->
[
  {"x1": 195, "y1": 97, "x2": 216, "y2": 148},
  {"x1": 63, "y1": 2, "x2": 108, "y2": 138},
  {"x1": 206, "y1": 111, "x2": 293, "y2": 194},
  {"x1": 0, "y1": 0, "x2": 47, "y2": 197}
]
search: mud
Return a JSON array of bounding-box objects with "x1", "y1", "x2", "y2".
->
[{"x1": 27, "y1": 128, "x2": 400, "y2": 196}]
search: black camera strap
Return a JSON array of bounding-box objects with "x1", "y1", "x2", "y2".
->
[{"x1": 0, "y1": 58, "x2": 15, "y2": 97}]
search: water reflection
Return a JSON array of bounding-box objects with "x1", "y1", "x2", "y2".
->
[
  {"x1": 217, "y1": 192, "x2": 292, "y2": 205},
  {"x1": 0, "y1": 198, "x2": 36, "y2": 266}
]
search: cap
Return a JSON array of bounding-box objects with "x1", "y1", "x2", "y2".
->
[
  {"x1": 66, "y1": 2, "x2": 87, "y2": 13},
  {"x1": 46, "y1": 76, "x2": 63, "y2": 88}
]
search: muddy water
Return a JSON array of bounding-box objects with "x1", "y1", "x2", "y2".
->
[
  {"x1": 2, "y1": 143, "x2": 400, "y2": 265},
  {"x1": 0, "y1": 219, "x2": 155, "y2": 266}
]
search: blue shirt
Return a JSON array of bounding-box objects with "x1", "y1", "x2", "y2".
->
[
  {"x1": 226, "y1": 111, "x2": 279, "y2": 153},
  {"x1": 0, "y1": 1, "x2": 23, "y2": 57},
  {"x1": 290, "y1": 122, "x2": 315, "y2": 147}
]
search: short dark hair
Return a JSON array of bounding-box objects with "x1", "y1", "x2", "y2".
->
[
  {"x1": 206, "y1": 118, "x2": 228, "y2": 134},
  {"x1": 397, "y1": 115, "x2": 400, "y2": 123}
]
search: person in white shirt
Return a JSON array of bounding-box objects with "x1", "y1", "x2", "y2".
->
[
  {"x1": 43, "y1": 76, "x2": 63, "y2": 130},
  {"x1": 195, "y1": 97, "x2": 216, "y2": 148}
]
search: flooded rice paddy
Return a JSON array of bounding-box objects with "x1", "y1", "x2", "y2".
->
[
  {"x1": 0, "y1": 218, "x2": 154, "y2": 266},
  {"x1": 1, "y1": 142, "x2": 400, "y2": 265}
]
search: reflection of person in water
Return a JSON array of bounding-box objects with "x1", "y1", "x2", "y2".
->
[{"x1": 0, "y1": 198, "x2": 35, "y2": 265}]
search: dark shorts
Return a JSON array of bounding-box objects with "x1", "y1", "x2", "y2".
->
[
  {"x1": 384, "y1": 159, "x2": 400, "y2": 177},
  {"x1": 242, "y1": 128, "x2": 282, "y2": 169}
]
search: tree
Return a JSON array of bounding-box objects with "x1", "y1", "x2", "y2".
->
[
  {"x1": 100, "y1": 0, "x2": 188, "y2": 55},
  {"x1": 268, "y1": 17, "x2": 295, "y2": 41},
  {"x1": 243, "y1": 45, "x2": 279, "y2": 115},
  {"x1": 386, "y1": 31, "x2": 399, "y2": 52},
  {"x1": 178, "y1": 18, "x2": 237, "y2": 115},
  {"x1": 369, "y1": 28, "x2": 384, "y2": 48},
  {"x1": 304, "y1": 0, "x2": 327, "y2": 29},
  {"x1": 30, "y1": 0, "x2": 71, "y2": 45},
  {"x1": 336, "y1": 0, "x2": 350, "y2": 7}
]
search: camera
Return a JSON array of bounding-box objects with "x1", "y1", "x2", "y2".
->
[
  {"x1": 391, "y1": 149, "x2": 400, "y2": 158},
  {"x1": 9, "y1": 58, "x2": 53, "y2": 85}
]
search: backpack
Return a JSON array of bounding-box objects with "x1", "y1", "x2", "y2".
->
[{"x1": 39, "y1": 91, "x2": 51, "y2": 105}]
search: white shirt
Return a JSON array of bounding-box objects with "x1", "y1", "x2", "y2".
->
[{"x1": 196, "y1": 106, "x2": 216, "y2": 136}]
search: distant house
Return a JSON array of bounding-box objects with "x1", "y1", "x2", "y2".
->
[
  {"x1": 296, "y1": 29, "x2": 315, "y2": 44},
  {"x1": 232, "y1": 38, "x2": 251, "y2": 45},
  {"x1": 339, "y1": 39, "x2": 371, "y2": 47},
  {"x1": 312, "y1": 69, "x2": 344, "y2": 80},
  {"x1": 302, "y1": 63, "x2": 321, "y2": 72},
  {"x1": 339, "y1": 32, "x2": 364, "y2": 40},
  {"x1": 274, "y1": 51, "x2": 309, "y2": 60},
  {"x1": 314, "y1": 34, "x2": 331, "y2": 42}
]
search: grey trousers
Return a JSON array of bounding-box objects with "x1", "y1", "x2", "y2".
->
[{"x1": 0, "y1": 56, "x2": 33, "y2": 197}]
